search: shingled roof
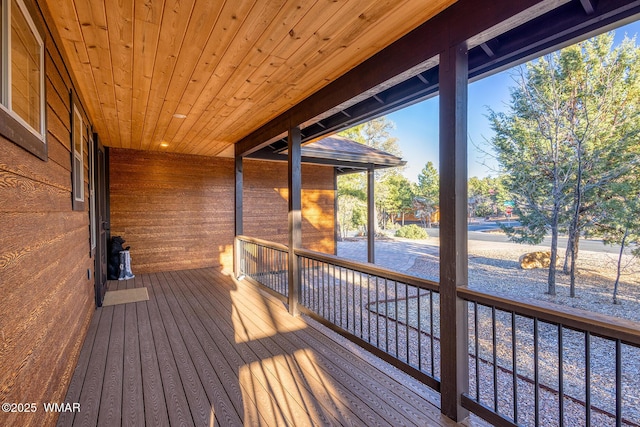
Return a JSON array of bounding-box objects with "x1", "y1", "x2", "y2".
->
[{"x1": 250, "y1": 134, "x2": 406, "y2": 174}]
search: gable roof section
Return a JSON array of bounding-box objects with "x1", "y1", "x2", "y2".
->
[
  {"x1": 250, "y1": 134, "x2": 405, "y2": 173},
  {"x1": 303, "y1": 135, "x2": 405, "y2": 172}
]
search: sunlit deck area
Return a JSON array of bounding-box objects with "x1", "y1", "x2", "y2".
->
[{"x1": 57, "y1": 268, "x2": 461, "y2": 427}]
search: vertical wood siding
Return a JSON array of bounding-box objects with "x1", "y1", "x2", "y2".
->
[
  {"x1": 109, "y1": 151, "x2": 335, "y2": 274},
  {"x1": 0, "y1": 2, "x2": 95, "y2": 426}
]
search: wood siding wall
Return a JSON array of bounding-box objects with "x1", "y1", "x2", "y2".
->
[
  {"x1": 0, "y1": 2, "x2": 95, "y2": 426},
  {"x1": 109, "y1": 149, "x2": 236, "y2": 273},
  {"x1": 109, "y1": 151, "x2": 335, "y2": 274}
]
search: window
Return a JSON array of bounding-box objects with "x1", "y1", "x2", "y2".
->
[
  {"x1": 0, "y1": 0, "x2": 46, "y2": 159},
  {"x1": 71, "y1": 101, "x2": 84, "y2": 211}
]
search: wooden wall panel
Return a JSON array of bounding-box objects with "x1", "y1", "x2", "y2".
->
[
  {"x1": 109, "y1": 152, "x2": 335, "y2": 275},
  {"x1": 0, "y1": 1, "x2": 95, "y2": 425},
  {"x1": 109, "y1": 149, "x2": 236, "y2": 274}
]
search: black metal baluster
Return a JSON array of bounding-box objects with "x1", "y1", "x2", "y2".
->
[
  {"x1": 351, "y1": 269, "x2": 356, "y2": 332},
  {"x1": 301, "y1": 256, "x2": 306, "y2": 304},
  {"x1": 277, "y1": 250, "x2": 281, "y2": 294},
  {"x1": 395, "y1": 280, "x2": 399, "y2": 358},
  {"x1": 322, "y1": 262, "x2": 326, "y2": 319},
  {"x1": 316, "y1": 259, "x2": 320, "y2": 313},
  {"x1": 406, "y1": 283, "x2": 410, "y2": 364},
  {"x1": 245, "y1": 243, "x2": 249, "y2": 277},
  {"x1": 307, "y1": 257, "x2": 311, "y2": 305},
  {"x1": 616, "y1": 339, "x2": 622, "y2": 427},
  {"x1": 273, "y1": 249, "x2": 277, "y2": 293},
  {"x1": 376, "y1": 276, "x2": 380, "y2": 348},
  {"x1": 339, "y1": 266, "x2": 343, "y2": 327},
  {"x1": 368, "y1": 274, "x2": 372, "y2": 344},
  {"x1": 385, "y1": 277, "x2": 389, "y2": 353},
  {"x1": 512, "y1": 311, "x2": 518, "y2": 423},
  {"x1": 534, "y1": 318, "x2": 539, "y2": 427},
  {"x1": 267, "y1": 247, "x2": 271, "y2": 287},
  {"x1": 430, "y1": 290, "x2": 435, "y2": 377},
  {"x1": 283, "y1": 251, "x2": 287, "y2": 296},
  {"x1": 417, "y1": 289, "x2": 422, "y2": 371},
  {"x1": 306, "y1": 258, "x2": 311, "y2": 307},
  {"x1": 352, "y1": 270, "x2": 357, "y2": 335},
  {"x1": 586, "y1": 331, "x2": 591, "y2": 427},
  {"x1": 332, "y1": 263, "x2": 337, "y2": 323},
  {"x1": 475, "y1": 302, "x2": 480, "y2": 401},
  {"x1": 360, "y1": 272, "x2": 363, "y2": 338},
  {"x1": 492, "y1": 306, "x2": 498, "y2": 412},
  {"x1": 303, "y1": 258, "x2": 315, "y2": 308},
  {"x1": 558, "y1": 324, "x2": 564, "y2": 427}
]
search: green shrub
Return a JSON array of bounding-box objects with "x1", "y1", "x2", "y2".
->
[{"x1": 395, "y1": 224, "x2": 428, "y2": 239}]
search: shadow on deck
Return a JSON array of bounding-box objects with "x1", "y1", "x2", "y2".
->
[{"x1": 57, "y1": 267, "x2": 461, "y2": 426}]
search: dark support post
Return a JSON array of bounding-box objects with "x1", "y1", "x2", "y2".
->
[
  {"x1": 439, "y1": 42, "x2": 470, "y2": 421},
  {"x1": 367, "y1": 164, "x2": 375, "y2": 263},
  {"x1": 288, "y1": 126, "x2": 302, "y2": 316},
  {"x1": 234, "y1": 155, "x2": 243, "y2": 278},
  {"x1": 334, "y1": 168, "x2": 339, "y2": 255}
]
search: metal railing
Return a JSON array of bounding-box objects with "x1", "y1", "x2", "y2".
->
[
  {"x1": 234, "y1": 236, "x2": 640, "y2": 427},
  {"x1": 296, "y1": 248, "x2": 441, "y2": 390},
  {"x1": 459, "y1": 288, "x2": 640, "y2": 427},
  {"x1": 235, "y1": 236, "x2": 289, "y2": 301}
]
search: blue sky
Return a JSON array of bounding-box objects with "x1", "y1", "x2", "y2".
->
[{"x1": 387, "y1": 19, "x2": 640, "y2": 183}]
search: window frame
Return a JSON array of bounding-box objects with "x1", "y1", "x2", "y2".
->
[
  {"x1": 88, "y1": 130, "x2": 96, "y2": 252},
  {"x1": 0, "y1": 0, "x2": 47, "y2": 160},
  {"x1": 71, "y1": 94, "x2": 85, "y2": 211}
]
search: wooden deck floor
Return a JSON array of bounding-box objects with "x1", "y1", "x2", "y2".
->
[{"x1": 57, "y1": 268, "x2": 459, "y2": 427}]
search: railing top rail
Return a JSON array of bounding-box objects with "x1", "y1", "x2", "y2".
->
[
  {"x1": 236, "y1": 235, "x2": 289, "y2": 252},
  {"x1": 459, "y1": 287, "x2": 640, "y2": 347},
  {"x1": 295, "y1": 247, "x2": 440, "y2": 292}
]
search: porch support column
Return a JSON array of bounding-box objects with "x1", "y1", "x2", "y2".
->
[
  {"x1": 333, "y1": 168, "x2": 339, "y2": 255},
  {"x1": 234, "y1": 155, "x2": 243, "y2": 278},
  {"x1": 367, "y1": 164, "x2": 375, "y2": 263},
  {"x1": 439, "y1": 42, "x2": 469, "y2": 421},
  {"x1": 288, "y1": 126, "x2": 302, "y2": 316}
]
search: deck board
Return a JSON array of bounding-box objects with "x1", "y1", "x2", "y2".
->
[
  {"x1": 58, "y1": 267, "x2": 457, "y2": 426},
  {"x1": 143, "y1": 273, "x2": 195, "y2": 427},
  {"x1": 97, "y1": 303, "x2": 124, "y2": 427},
  {"x1": 122, "y1": 301, "x2": 144, "y2": 427},
  {"x1": 56, "y1": 305, "x2": 102, "y2": 427},
  {"x1": 135, "y1": 284, "x2": 170, "y2": 427}
]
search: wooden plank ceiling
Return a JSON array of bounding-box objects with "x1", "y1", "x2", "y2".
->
[{"x1": 42, "y1": 0, "x2": 456, "y2": 157}]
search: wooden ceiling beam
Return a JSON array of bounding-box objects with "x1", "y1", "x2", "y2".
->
[
  {"x1": 468, "y1": 0, "x2": 640, "y2": 80},
  {"x1": 580, "y1": 0, "x2": 597, "y2": 15}
]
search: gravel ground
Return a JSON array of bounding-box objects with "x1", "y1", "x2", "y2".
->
[{"x1": 406, "y1": 238, "x2": 640, "y2": 321}]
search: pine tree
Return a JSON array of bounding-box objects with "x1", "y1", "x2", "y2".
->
[{"x1": 488, "y1": 32, "x2": 640, "y2": 295}]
